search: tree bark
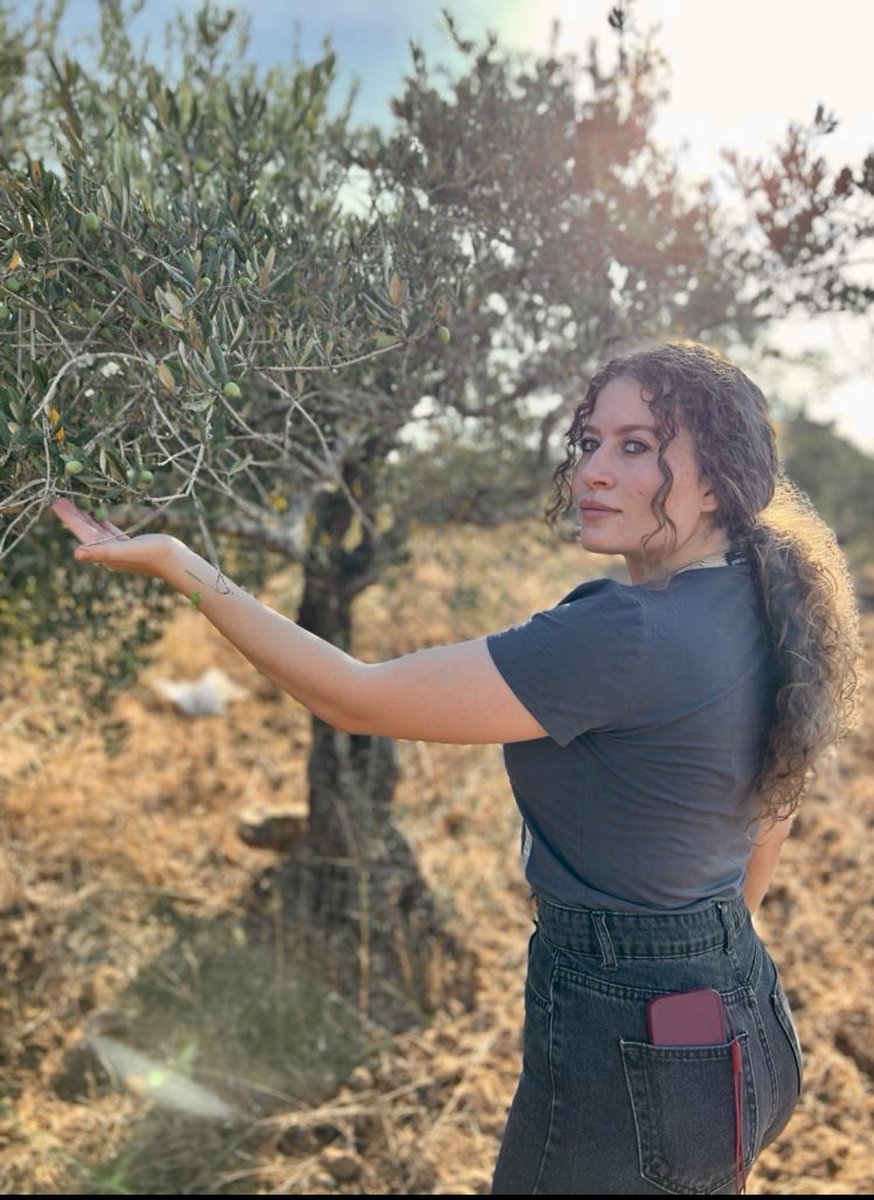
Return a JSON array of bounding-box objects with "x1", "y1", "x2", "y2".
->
[{"x1": 251, "y1": 486, "x2": 476, "y2": 1032}]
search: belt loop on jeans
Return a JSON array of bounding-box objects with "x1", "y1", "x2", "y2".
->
[
  {"x1": 716, "y1": 901, "x2": 735, "y2": 953},
  {"x1": 593, "y1": 912, "x2": 618, "y2": 969}
]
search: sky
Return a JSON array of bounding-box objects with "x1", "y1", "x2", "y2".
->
[{"x1": 15, "y1": 0, "x2": 874, "y2": 451}]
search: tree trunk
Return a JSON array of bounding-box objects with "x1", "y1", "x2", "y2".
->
[{"x1": 251, "y1": 489, "x2": 476, "y2": 1032}]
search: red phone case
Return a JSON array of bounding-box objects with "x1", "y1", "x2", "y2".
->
[{"x1": 647, "y1": 987, "x2": 727, "y2": 1045}]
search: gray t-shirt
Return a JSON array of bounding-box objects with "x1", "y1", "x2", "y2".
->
[{"x1": 486, "y1": 564, "x2": 774, "y2": 913}]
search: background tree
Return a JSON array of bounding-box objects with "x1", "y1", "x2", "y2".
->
[
  {"x1": 721, "y1": 103, "x2": 874, "y2": 574},
  {"x1": 724, "y1": 105, "x2": 874, "y2": 319}
]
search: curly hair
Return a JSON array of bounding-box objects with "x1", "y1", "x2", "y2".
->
[{"x1": 548, "y1": 340, "x2": 862, "y2": 827}]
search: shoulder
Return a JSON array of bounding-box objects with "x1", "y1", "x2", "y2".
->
[
  {"x1": 529, "y1": 576, "x2": 648, "y2": 646},
  {"x1": 558, "y1": 575, "x2": 646, "y2": 618},
  {"x1": 487, "y1": 575, "x2": 646, "y2": 666},
  {"x1": 632, "y1": 563, "x2": 759, "y2": 615},
  {"x1": 632, "y1": 565, "x2": 768, "y2": 669},
  {"x1": 486, "y1": 576, "x2": 647, "y2": 743}
]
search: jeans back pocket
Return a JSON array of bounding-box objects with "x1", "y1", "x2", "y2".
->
[{"x1": 620, "y1": 1031, "x2": 758, "y2": 1195}]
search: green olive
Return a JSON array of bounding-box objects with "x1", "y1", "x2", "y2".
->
[
  {"x1": 64, "y1": 459, "x2": 85, "y2": 475},
  {"x1": 223, "y1": 381, "x2": 242, "y2": 399},
  {"x1": 83, "y1": 212, "x2": 100, "y2": 232},
  {"x1": 435, "y1": 324, "x2": 451, "y2": 345}
]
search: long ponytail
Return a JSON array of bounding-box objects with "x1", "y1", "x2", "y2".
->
[{"x1": 740, "y1": 479, "x2": 861, "y2": 824}]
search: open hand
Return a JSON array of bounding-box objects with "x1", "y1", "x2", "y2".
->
[{"x1": 51, "y1": 498, "x2": 178, "y2": 579}]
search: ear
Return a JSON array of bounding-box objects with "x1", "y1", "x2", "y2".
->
[{"x1": 700, "y1": 479, "x2": 719, "y2": 514}]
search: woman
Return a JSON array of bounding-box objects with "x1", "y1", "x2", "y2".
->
[{"x1": 52, "y1": 341, "x2": 860, "y2": 1194}]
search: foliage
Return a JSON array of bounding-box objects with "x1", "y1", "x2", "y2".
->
[
  {"x1": 0, "y1": 1, "x2": 433, "y2": 563},
  {"x1": 780, "y1": 413, "x2": 874, "y2": 566},
  {"x1": 0, "y1": 0, "x2": 440, "y2": 694},
  {"x1": 342, "y1": 12, "x2": 773, "y2": 527},
  {"x1": 724, "y1": 105, "x2": 874, "y2": 318}
]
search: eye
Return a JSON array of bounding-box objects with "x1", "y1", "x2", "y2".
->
[
  {"x1": 624, "y1": 438, "x2": 651, "y2": 455},
  {"x1": 579, "y1": 436, "x2": 599, "y2": 454}
]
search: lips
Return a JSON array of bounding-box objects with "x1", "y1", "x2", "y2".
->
[{"x1": 579, "y1": 501, "x2": 620, "y2": 514}]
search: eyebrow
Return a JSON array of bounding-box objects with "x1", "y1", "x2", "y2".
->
[{"x1": 584, "y1": 423, "x2": 657, "y2": 436}]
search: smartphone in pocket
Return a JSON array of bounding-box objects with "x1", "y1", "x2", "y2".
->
[{"x1": 647, "y1": 986, "x2": 727, "y2": 1045}]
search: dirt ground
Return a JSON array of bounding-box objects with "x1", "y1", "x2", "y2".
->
[{"x1": 1, "y1": 520, "x2": 872, "y2": 1194}]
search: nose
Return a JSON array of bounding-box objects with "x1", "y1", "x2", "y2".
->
[{"x1": 573, "y1": 447, "x2": 614, "y2": 493}]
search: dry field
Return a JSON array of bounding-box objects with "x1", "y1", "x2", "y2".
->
[{"x1": 1, "y1": 520, "x2": 872, "y2": 1194}]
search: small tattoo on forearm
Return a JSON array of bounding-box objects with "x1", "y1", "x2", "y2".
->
[{"x1": 184, "y1": 567, "x2": 234, "y2": 598}]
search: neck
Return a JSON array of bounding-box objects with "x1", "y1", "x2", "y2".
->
[{"x1": 624, "y1": 533, "x2": 730, "y2": 585}]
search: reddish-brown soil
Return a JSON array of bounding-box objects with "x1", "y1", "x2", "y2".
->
[{"x1": 1, "y1": 521, "x2": 871, "y2": 1194}]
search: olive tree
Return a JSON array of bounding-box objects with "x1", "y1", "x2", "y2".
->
[{"x1": 0, "y1": 0, "x2": 459, "y2": 1026}]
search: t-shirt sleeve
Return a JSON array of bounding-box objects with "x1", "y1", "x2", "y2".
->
[{"x1": 486, "y1": 582, "x2": 645, "y2": 746}]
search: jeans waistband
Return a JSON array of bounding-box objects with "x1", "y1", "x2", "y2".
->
[{"x1": 534, "y1": 893, "x2": 749, "y2": 960}]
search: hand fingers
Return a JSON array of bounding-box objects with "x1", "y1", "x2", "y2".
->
[
  {"x1": 51, "y1": 501, "x2": 166, "y2": 577},
  {"x1": 51, "y1": 499, "x2": 129, "y2": 545},
  {"x1": 73, "y1": 531, "x2": 129, "y2": 569},
  {"x1": 51, "y1": 497, "x2": 103, "y2": 538},
  {"x1": 101, "y1": 519, "x2": 129, "y2": 539},
  {"x1": 51, "y1": 497, "x2": 85, "y2": 530}
]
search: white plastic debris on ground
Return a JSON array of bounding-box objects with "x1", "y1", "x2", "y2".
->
[{"x1": 150, "y1": 667, "x2": 249, "y2": 716}]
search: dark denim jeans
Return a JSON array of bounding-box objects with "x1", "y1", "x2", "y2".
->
[{"x1": 491, "y1": 894, "x2": 803, "y2": 1195}]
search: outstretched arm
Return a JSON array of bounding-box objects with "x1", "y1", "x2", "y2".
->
[{"x1": 50, "y1": 499, "x2": 547, "y2": 745}]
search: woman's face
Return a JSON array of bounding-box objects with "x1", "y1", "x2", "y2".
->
[{"x1": 570, "y1": 374, "x2": 722, "y2": 581}]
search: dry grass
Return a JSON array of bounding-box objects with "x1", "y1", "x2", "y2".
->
[{"x1": 1, "y1": 519, "x2": 872, "y2": 1194}]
